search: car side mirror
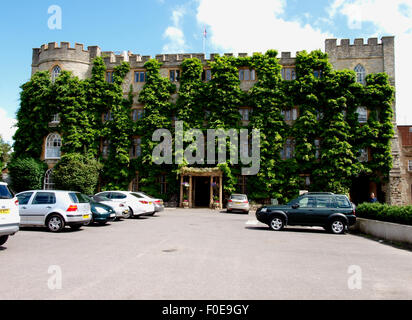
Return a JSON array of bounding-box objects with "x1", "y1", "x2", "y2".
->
[{"x1": 292, "y1": 204, "x2": 300, "y2": 209}]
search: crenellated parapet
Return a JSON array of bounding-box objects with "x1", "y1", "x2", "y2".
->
[{"x1": 325, "y1": 37, "x2": 394, "y2": 59}]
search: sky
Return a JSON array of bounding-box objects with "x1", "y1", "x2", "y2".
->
[{"x1": 0, "y1": 0, "x2": 411, "y2": 144}]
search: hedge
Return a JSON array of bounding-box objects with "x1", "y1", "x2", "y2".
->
[{"x1": 356, "y1": 203, "x2": 412, "y2": 226}]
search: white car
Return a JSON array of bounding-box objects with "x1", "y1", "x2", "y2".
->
[
  {"x1": 95, "y1": 191, "x2": 155, "y2": 218},
  {"x1": 0, "y1": 182, "x2": 20, "y2": 246},
  {"x1": 131, "y1": 192, "x2": 164, "y2": 215},
  {"x1": 16, "y1": 190, "x2": 92, "y2": 232},
  {"x1": 91, "y1": 194, "x2": 130, "y2": 219}
]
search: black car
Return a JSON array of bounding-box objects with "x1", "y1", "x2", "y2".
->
[{"x1": 256, "y1": 193, "x2": 356, "y2": 234}]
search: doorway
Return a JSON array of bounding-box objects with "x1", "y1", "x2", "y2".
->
[{"x1": 194, "y1": 177, "x2": 210, "y2": 207}]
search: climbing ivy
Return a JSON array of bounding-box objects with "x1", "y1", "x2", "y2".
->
[{"x1": 13, "y1": 49, "x2": 395, "y2": 203}]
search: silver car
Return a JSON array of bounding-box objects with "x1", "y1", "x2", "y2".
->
[
  {"x1": 227, "y1": 194, "x2": 250, "y2": 214},
  {"x1": 16, "y1": 190, "x2": 92, "y2": 232},
  {"x1": 91, "y1": 195, "x2": 130, "y2": 219}
]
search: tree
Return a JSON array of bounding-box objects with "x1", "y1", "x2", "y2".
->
[
  {"x1": 8, "y1": 157, "x2": 47, "y2": 192},
  {"x1": 52, "y1": 153, "x2": 102, "y2": 195},
  {"x1": 0, "y1": 136, "x2": 11, "y2": 170}
]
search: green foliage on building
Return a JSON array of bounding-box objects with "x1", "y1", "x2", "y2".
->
[{"x1": 13, "y1": 50, "x2": 395, "y2": 202}]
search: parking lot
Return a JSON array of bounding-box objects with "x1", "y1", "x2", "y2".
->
[{"x1": 1, "y1": 208, "x2": 412, "y2": 300}]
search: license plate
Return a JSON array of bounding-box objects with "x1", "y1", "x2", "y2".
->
[
  {"x1": 83, "y1": 214, "x2": 90, "y2": 219},
  {"x1": 0, "y1": 209, "x2": 10, "y2": 214},
  {"x1": 235, "y1": 202, "x2": 242, "y2": 204},
  {"x1": 149, "y1": 202, "x2": 152, "y2": 205}
]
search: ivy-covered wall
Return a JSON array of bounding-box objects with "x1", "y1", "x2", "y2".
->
[{"x1": 14, "y1": 50, "x2": 395, "y2": 203}]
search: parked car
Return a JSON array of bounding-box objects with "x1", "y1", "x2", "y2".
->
[
  {"x1": 85, "y1": 197, "x2": 117, "y2": 226},
  {"x1": 90, "y1": 195, "x2": 130, "y2": 219},
  {"x1": 95, "y1": 191, "x2": 155, "y2": 218},
  {"x1": 256, "y1": 192, "x2": 356, "y2": 234},
  {"x1": 227, "y1": 194, "x2": 250, "y2": 214},
  {"x1": 0, "y1": 182, "x2": 20, "y2": 246},
  {"x1": 16, "y1": 190, "x2": 92, "y2": 232},
  {"x1": 131, "y1": 192, "x2": 164, "y2": 215}
]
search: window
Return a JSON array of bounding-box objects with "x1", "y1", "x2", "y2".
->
[
  {"x1": 314, "y1": 139, "x2": 321, "y2": 160},
  {"x1": 134, "y1": 71, "x2": 147, "y2": 83},
  {"x1": 281, "y1": 108, "x2": 298, "y2": 121},
  {"x1": 169, "y1": 70, "x2": 180, "y2": 82},
  {"x1": 69, "y1": 193, "x2": 89, "y2": 203},
  {"x1": 281, "y1": 67, "x2": 296, "y2": 81},
  {"x1": 43, "y1": 169, "x2": 55, "y2": 190},
  {"x1": 17, "y1": 192, "x2": 33, "y2": 205},
  {"x1": 32, "y1": 192, "x2": 56, "y2": 205},
  {"x1": 237, "y1": 175, "x2": 248, "y2": 194},
  {"x1": 313, "y1": 70, "x2": 322, "y2": 78},
  {"x1": 50, "y1": 113, "x2": 60, "y2": 124},
  {"x1": 0, "y1": 185, "x2": 13, "y2": 199},
  {"x1": 315, "y1": 196, "x2": 336, "y2": 208},
  {"x1": 103, "y1": 111, "x2": 114, "y2": 122},
  {"x1": 298, "y1": 196, "x2": 315, "y2": 208},
  {"x1": 239, "y1": 108, "x2": 252, "y2": 121},
  {"x1": 45, "y1": 133, "x2": 62, "y2": 159},
  {"x1": 239, "y1": 69, "x2": 256, "y2": 81},
  {"x1": 110, "y1": 192, "x2": 127, "y2": 200},
  {"x1": 358, "y1": 148, "x2": 369, "y2": 162},
  {"x1": 130, "y1": 137, "x2": 142, "y2": 158},
  {"x1": 159, "y1": 175, "x2": 167, "y2": 194},
  {"x1": 408, "y1": 160, "x2": 412, "y2": 172},
  {"x1": 354, "y1": 64, "x2": 366, "y2": 85},
  {"x1": 315, "y1": 110, "x2": 324, "y2": 121},
  {"x1": 202, "y1": 69, "x2": 212, "y2": 82},
  {"x1": 51, "y1": 66, "x2": 61, "y2": 83},
  {"x1": 102, "y1": 139, "x2": 110, "y2": 158},
  {"x1": 131, "y1": 108, "x2": 144, "y2": 121},
  {"x1": 357, "y1": 106, "x2": 368, "y2": 123},
  {"x1": 131, "y1": 173, "x2": 139, "y2": 192},
  {"x1": 305, "y1": 176, "x2": 311, "y2": 187},
  {"x1": 106, "y1": 72, "x2": 114, "y2": 83},
  {"x1": 280, "y1": 139, "x2": 295, "y2": 160},
  {"x1": 335, "y1": 195, "x2": 352, "y2": 208}
]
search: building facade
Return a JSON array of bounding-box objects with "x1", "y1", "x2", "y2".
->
[{"x1": 31, "y1": 37, "x2": 405, "y2": 206}]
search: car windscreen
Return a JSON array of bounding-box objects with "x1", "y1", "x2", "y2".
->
[
  {"x1": 69, "y1": 193, "x2": 90, "y2": 203},
  {"x1": 0, "y1": 185, "x2": 13, "y2": 199},
  {"x1": 93, "y1": 195, "x2": 111, "y2": 202},
  {"x1": 230, "y1": 195, "x2": 247, "y2": 200}
]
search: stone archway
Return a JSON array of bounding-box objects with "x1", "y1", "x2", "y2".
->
[{"x1": 179, "y1": 167, "x2": 223, "y2": 209}]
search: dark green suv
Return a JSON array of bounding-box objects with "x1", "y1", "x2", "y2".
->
[{"x1": 256, "y1": 193, "x2": 356, "y2": 234}]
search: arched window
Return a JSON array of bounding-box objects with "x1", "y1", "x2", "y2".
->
[
  {"x1": 51, "y1": 66, "x2": 61, "y2": 83},
  {"x1": 45, "y1": 133, "x2": 62, "y2": 159},
  {"x1": 354, "y1": 64, "x2": 366, "y2": 85},
  {"x1": 44, "y1": 169, "x2": 55, "y2": 190}
]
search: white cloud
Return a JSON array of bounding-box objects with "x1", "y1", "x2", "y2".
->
[
  {"x1": 196, "y1": 0, "x2": 333, "y2": 55},
  {"x1": 162, "y1": 7, "x2": 188, "y2": 53},
  {"x1": 329, "y1": 0, "x2": 412, "y2": 124},
  {"x1": 0, "y1": 108, "x2": 17, "y2": 145}
]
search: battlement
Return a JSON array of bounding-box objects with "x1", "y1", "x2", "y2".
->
[{"x1": 325, "y1": 37, "x2": 394, "y2": 59}]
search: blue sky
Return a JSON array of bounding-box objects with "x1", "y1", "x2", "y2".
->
[{"x1": 1, "y1": 0, "x2": 411, "y2": 143}]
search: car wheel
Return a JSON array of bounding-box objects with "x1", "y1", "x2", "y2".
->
[
  {"x1": 148, "y1": 212, "x2": 156, "y2": 216},
  {"x1": 98, "y1": 221, "x2": 107, "y2": 226},
  {"x1": 269, "y1": 217, "x2": 284, "y2": 231},
  {"x1": 329, "y1": 219, "x2": 346, "y2": 234},
  {"x1": 128, "y1": 207, "x2": 134, "y2": 219},
  {"x1": 70, "y1": 224, "x2": 83, "y2": 230},
  {"x1": 0, "y1": 235, "x2": 9, "y2": 246},
  {"x1": 47, "y1": 214, "x2": 65, "y2": 232}
]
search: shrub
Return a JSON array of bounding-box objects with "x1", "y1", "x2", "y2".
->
[
  {"x1": 52, "y1": 153, "x2": 102, "y2": 195},
  {"x1": 8, "y1": 157, "x2": 47, "y2": 193},
  {"x1": 356, "y1": 203, "x2": 412, "y2": 226}
]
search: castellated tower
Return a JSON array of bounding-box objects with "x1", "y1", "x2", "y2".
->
[{"x1": 326, "y1": 37, "x2": 403, "y2": 205}]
